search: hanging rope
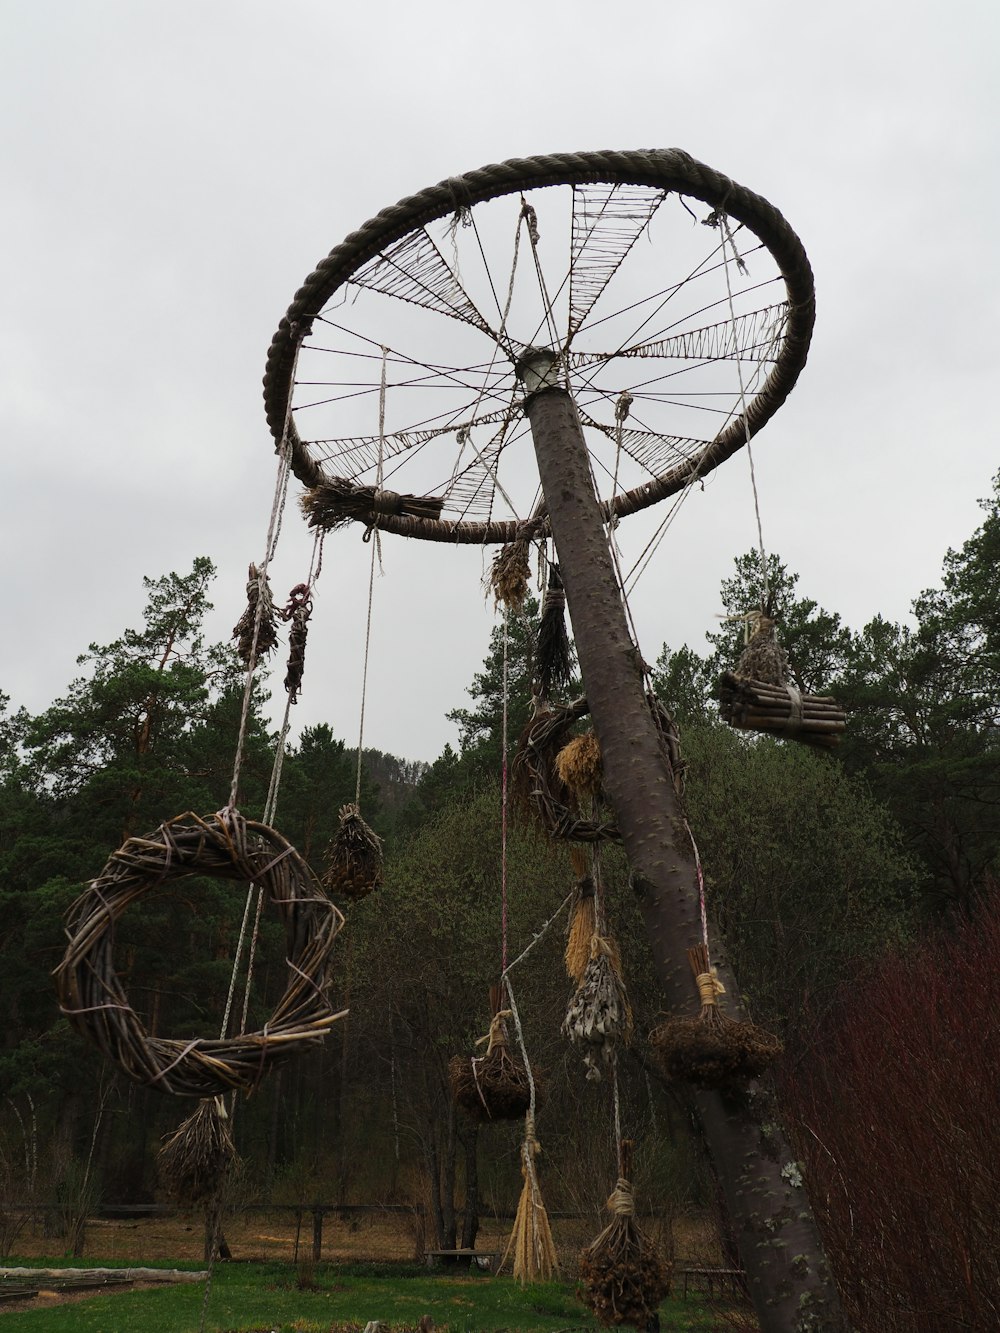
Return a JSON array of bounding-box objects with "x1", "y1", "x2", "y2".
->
[{"x1": 501, "y1": 609, "x2": 510, "y2": 978}]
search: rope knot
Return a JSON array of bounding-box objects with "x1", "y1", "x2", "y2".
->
[
  {"x1": 371, "y1": 488, "x2": 400, "y2": 516},
  {"x1": 696, "y1": 969, "x2": 725, "y2": 1007},
  {"x1": 607, "y1": 1177, "x2": 634, "y2": 1216},
  {"x1": 477, "y1": 1009, "x2": 513, "y2": 1054}
]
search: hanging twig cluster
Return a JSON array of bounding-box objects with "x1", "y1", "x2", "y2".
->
[
  {"x1": 157, "y1": 1098, "x2": 239, "y2": 1206},
  {"x1": 280, "y1": 583, "x2": 313, "y2": 704},
  {"x1": 562, "y1": 935, "x2": 633, "y2": 1083},
  {"x1": 232, "y1": 563, "x2": 278, "y2": 663},
  {"x1": 449, "y1": 1011, "x2": 533, "y2": 1122},
  {"x1": 322, "y1": 802, "x2": 383, "y2": 900},
  {"x1": 300, "y1": 477, "x2": 444, "y2": 531}
]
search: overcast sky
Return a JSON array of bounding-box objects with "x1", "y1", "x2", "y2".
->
[{"x1": 3, "y1": 1, "x2": 997, "y2": 767}]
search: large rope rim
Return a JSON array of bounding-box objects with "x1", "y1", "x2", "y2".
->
[
  {"x1": 55, "y1": 809, "x2": 345, "y2": 1098},
  {"x1": 262, "y1": 148, "x2": 815, "y2": 543}
]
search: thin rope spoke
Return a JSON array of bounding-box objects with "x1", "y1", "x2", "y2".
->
[{"x1": 568, "y1": 183, "x2": 665, "y2": 341}]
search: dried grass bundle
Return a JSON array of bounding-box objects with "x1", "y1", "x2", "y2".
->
[
  {"x1": 323, "y1": 803, "x2": 383, "y2": 900},
  {"x1": 54, "y1": 808, "x2": 344, "y2": 1098},
  {"x1": 157, "y1": 1098, "x2": 238, "y2": 1206},
  {"x1": 512, "y1": 700, "x2": 620, "y2": 844},
  {"x1": 733, "y1": 614, "x2": 789, "y2": 686},
  {"x1": 232, "y1": 564, "x2": 278, "y2": 664},
  {"x1": 648, "y1": 944, "x2": 783, "y2": 1090},
  {"x1": 449, "y1": 1012, "x2": 533, "y2": 1122},
  {"x1": 489, "y1": 538, "x2": 532, "y2": 611},
  {"x1": 301, "y1": 478, "x2": 444, "y2": 532},
  {"x1": 564, "y1": 876, "x2": 597, "y2": 983},
  {"x1": 281, "y1": 583, "x2": 312, "y2": 704},
  {"x1": 555, "y1": 731, "x2": 602, "y2": 802},
  {"x1": 578, "y1": 1141, "x2": 671, "y2": 1327},
  {"x1": 563, "y1": 935, "x2": 633, "y2": 1082},
  {"x1": 502, "y1": 1116, "x2": 559, "y2": 1283},
  {"x1": 537, "y1": 564, "x2": 573, "y2": 698}
]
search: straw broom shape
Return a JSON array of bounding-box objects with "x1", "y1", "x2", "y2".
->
[
  {"x1": 733, "y1": 612, "x2": 789, "y2": 686},
  {"x1": 322, "y1": 802, "x2": 383, "y2": 900},
  {"x1": 232, "y1": 563, "x2": 278, "y2": 663},
  {"x1": 565, "y1": 846, "x2": 597, "y2": 983},
  {"x1": 502, "y1": 1113, "x2": 560, "y2": 1283},
  {"x1": 449, "y1": 1010, "x2": 533, "y2": 1122},
  {"x1": 649, "y1": 943, "x2": 783, "y2": 1090},
  {"x1": 579, "y1": 1140, "x2": 671, "y2": 1327},
  {"x1": 300, "y1": 478, "x2": 445, "y2": 531},
  {"x1": 489, "y1": 536, "x2": 532, "y2": 611},
  {"x1": 536, "y1": 564, "x2": 573, "y2": 698},
  {"x1": 157, "y1": 1097, "x2": 238, "y2": 1206},
  {"x1": 563, "y1": 934, "x2": 633, "y2": 1082},
  {"x1": 555, "y1": 731, "x2": 603, "y2": 805}
]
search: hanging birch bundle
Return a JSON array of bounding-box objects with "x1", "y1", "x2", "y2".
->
[
  {"x1": 281, "y1": 583, "x2": 312, "y2": 704},
  {"x1": 157, "y1": 1097, "x2": 238, "y2": 1206},
  {"x1": 502, "y1": 1114, "x2": 560, "y2": 1283},
  {"x1": 578, "y1": 1140, "x2": 671, "y2": 1327},
  {"x1": 563, "y1": 935, "x2": 633, "y2": 1081},
  {"x1": 536, "y1": 563, "x2": 573, "y2": 698},
  {"x1": 489, "y1": 537, "x2": 532, "y2": 611},
  {"x1": 649, "y1": 944, "x2": 783, "y2": 1090},
  {"x1": 449, "y1": 1009, "x2": 533, "y2": 1122},
  {"x1": 565, "y1": 847, "x2": 597, "y2": 983},
  {"x1": 232, "y1": 563, "x2": 278, "y2": 664},
  {"x1": 322, "y1": 802, "x2": 383, "y2": 900}
]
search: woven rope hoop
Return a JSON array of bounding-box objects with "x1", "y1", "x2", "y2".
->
[{"x1": 54, "y1": 809, "x2": 345, "y2": 1098}]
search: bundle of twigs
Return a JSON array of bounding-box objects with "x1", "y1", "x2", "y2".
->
[
  {"x1": 536, "y1": 564, "x2": 573, "y2": 698},
  {"x1": 280, "y1": 583, "x2": 312, "y2": 704},
  {"x1": 489, "y1": 536, "x2": 532, "y2": 611},
  {"x1": 565, "y1": 847, "x2": 596, "y2": 983},
  {"x1": 301, "y1": 478, "x2": 444, "y2": 531},
  {"x1": 54, "y1": 808, "x2": 345, "y2": 1098},
  {"x1": 512, "y1": 700, "x2": 620, "y2": 844},
  {"x1": 501, "y1": 1114, "x2": 559, "y2": 1283},
  {"x1": 449, "y1": 1010, "x2": 533, "y2": 1122},
  {"x1": 562, "y1": 935, "x2": 633, "y2": 1082},
  {"x1": 732, "y1": 613, "x2": 789, "y2": 685},
  {"x1": 157, "y1": 1097, "x2": 238, "y2": 1206},
  {"x1": 649, "y1": 944, "x2": 783, "y2": 1091},
  {"x1": 579, "y1": 1141, "x2": 671, "y2": 1327},
  {"x1": 322, "y1": 803, "x2": 383, "y2": 899},
  {"x1": 718, "y1": 671, "x2": 847, "y2": 749},
  {"x1": 232, "y1": 564, "x2": 278, "y2": 663}
]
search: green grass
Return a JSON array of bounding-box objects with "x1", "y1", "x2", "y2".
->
[{"x1": 0, "y1": 1259, "x2": 734, "y2": 1332}]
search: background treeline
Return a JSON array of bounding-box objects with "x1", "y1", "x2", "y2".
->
[{"x1": 2, "y1": 477, "x2": 999, "y2": 1329}]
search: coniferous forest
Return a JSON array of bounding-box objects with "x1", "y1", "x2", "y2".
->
[{"x1": 2, "y1": 475, "x2": 999, "y2": 1329}]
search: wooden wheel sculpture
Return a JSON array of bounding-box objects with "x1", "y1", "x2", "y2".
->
[{"x1": 262, "y1": 148, "x2": 814, "y2": 545}]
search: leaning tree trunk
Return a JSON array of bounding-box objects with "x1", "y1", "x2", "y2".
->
[{"x1": 522, "y1": 369, "x2": 848, "y2": 1333}]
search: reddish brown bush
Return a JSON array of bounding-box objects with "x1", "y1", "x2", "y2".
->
[{"x1": 780, "y1": 896, "x2": 1000, "y2": 1331}]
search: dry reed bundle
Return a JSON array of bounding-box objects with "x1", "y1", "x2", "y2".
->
[
  {"x1": 449, "y1": 1011, "x2": 533, "y2": 1122},
  {"x1": 565, "y1": 856, "x2": 597, "y2": 983},
  {"x1": 54, "y1": 808, "x2": 345, "y2": 1098},
  {"x1": 718, "y1": 671, "x2": 847, "y2": 749},
  {"x1": 301, "y1": 478, "x2": 444, "y2": 531},
  {"x1": 322, "y1": 803, "x2": 383, "y2": 899},
  {"x1": 489, "y1": 537, "x2": 532, "y2": 611},
  {"x1": 512, "y1": 700, "x2": 620, "y2": 844},
  {"x1": 536, "y1": 564, "x2": 573, "y2": 698},
  {"x1": 648, "y1": 944, "x2": 782, "y2": 1091},
  {"x1": 281, "y1": 583, "x2": 312, "y2": 704},
  {"x1": 733, "y1": 614, "x2": 789, "y2": 685},
  {"x1": 562, "y1": 935, "x2": 633, "y2": 1082},
  {"x1": 501, "y1": 1115, "x2": 559, "y2": 1283},
  {"x1": 157, "y1": 1097, "x2": 238, "y2": 1206},
  {"x1": 232, "y1": 564, "x2": 278, "y2": 663},
  {"x1": 555, "y1": 731, "x2": 603, "y2": 803},
  {"x1": 579, "y1": 1141, "x2": 671, "y2": 1327}
]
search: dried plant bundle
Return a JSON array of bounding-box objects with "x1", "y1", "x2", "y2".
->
[
  {"x1": 733, "y1": 614, "x2": 789, "y2": 686},
  {"x1": 489, "y1": 538, "x2": 532, "y2": 610},
  {"x1": 322, "y1": 803, "x2": 383, "y2": 900},
  {"x1": 649, "y1": 943, "x2": 783, "y2": 1090},
  {"x1": 512, "y1": 700, "x2": 620, "y2": 844},
  {"x1": 54, "y1": 808, "x2": 345, "y2": 1098},
  {"x1": 501, "y1": 1117, "x2": 559, "y2": 1283},
  {"x1": 578, "y1": 1141, "x2": 671, "y2": 1327},
  {"x1": 232, "y1": 563, "x2": 278, "y2": 664},
  {"x1": 158, "y1": 1098, "x2": 238, "y2": 1206},
  {"x1": 281, "y1": 583, "x2": 312, "y2": 704},
  {"x1": 564, "y1": 876, "x2": 597, "y2": 983},
  {"x1": 562, "y1": 935, "x2": 633, "y2": 1081},
  {"x1": 301, "y1": 478, "x2": 444, "y2": 532},
  {"x1": 449, "y1": 1012, "x2": 533, "y2": 1122},
  {"x1": 555, "y1": 731, "x2": 603, "y2": 802},
  {"x1": 536, "y1": 564, "x2": 573, "y2": 698}
]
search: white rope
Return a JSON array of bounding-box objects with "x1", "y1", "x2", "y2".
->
[{"x1": 355, "y1": 347, "x2": 388, "y2": 806}]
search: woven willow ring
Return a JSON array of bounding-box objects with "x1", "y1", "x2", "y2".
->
[{"x1": 55, "y1": 808, "x2": 345, "y2": 1098}]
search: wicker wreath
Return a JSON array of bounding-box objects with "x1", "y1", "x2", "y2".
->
[
  {"x1": 54, "y1": 808, "x2": 345, "y2": 1098},
  {"x1": 513, "y1": 694, "x2": 684, "y2": 843}
]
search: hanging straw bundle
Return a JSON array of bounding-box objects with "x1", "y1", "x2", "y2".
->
[
  {"x1": 502, "y1": 1114, "x2": 559, "y2": 1283},
  {"x1": 300, "y1": 478, "x2": 444, "y2": 531},
  {"x1": 232, "y1": 563, "x2": 278, "y2": 664},
  {"x1": 565, "y1": 847, "x2": 597, "y2": 983},
  {"x1": 555, "y1": 730, "x2": 603, "y2": 804},
  {"x1": 563, "y1": 935, "x2": 633, "y2": 1082},
  {"x1": 322, "y1": 803, "x2": 383, "y2": 900},
  {"x1": 449, "y1": 1010, "x2": 533, "y2": 1122},
  {"x1": 579, "y1": 1141, "x2": 671, "y2": 1327},
  {"x1": 281, "y1": 583, "x2": 312, "y2": 704},
  {"x1": 732, "y1": 612, "x2": 789, "y2": 685},
  {"x1": 489, "y1": 537, "x2": 532, "y2": 611},
  {"x1": 157, "y1": 1097, "x2": 239, "y2": 1206},
  {"x1": 649, "y1": 944, "x2": 783, "y2": 1090},
  {"x1": 536, "y1": 564, "x2": 573, "y2": 698}
]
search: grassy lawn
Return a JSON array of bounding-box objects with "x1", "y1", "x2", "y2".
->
[{"x1": 0, "y1": 1259, "x2": 737, "y2": 1332}]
